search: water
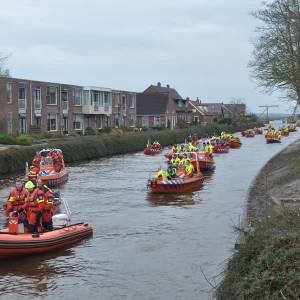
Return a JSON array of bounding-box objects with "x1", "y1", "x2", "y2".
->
[{"x1": 0, "y1": 130, "x2": 299, "y2": 300}]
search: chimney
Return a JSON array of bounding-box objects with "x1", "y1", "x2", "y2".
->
[
  {"x1": 157, "y1": 82, "x2": 161, "y2": 87},
  {"x1": 166, "y1": 84, "x2": 170, "y2": 88}
]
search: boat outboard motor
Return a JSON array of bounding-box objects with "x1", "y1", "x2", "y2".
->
[{"x1": 52, "y1": 214, "x2": 70, "y2": 228}]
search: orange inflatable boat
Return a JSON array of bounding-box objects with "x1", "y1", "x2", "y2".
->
[
  {"x1": 28, "y1": 149, "x2": 69, "y2": 187},
  {"x1": 229, "y1": 139, "x2": 242, "y2": 149},
  {"x1": 0, "y1": 223, "x2": 92, "y2": 258},
  {"x1": 144, "y1": 147, "x2": 162, "y2": 155},
  {"x1": 149, "y1": 174, "x2": 204, "y2": 193}
]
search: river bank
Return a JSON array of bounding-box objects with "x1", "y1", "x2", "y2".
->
[
  {"x1": 0, "y1": 122, "x2": 259, "y2": 177},
  {"x1": 217, "y1": 138, "x2": 300, "y2": 299}
]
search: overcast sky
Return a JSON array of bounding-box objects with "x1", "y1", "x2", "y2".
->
[{"x1": 0, "y1": 0, "x2": 294, "y2": 113}]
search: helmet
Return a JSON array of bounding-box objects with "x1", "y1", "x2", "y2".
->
[{"x1": 25, "y1": 181, "x2": 35, "y2": 190}]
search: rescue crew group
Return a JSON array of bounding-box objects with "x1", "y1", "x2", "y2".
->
[
  {"x1": 146, "y1": 141, "x2": 161, "y2": 149},
  {"x1": 6, "y1": 180, "x2": 56, "y2": 233},
  {"x1": 266, "y1": 126, "x2": 282, "y2": 139},
  {"x1": 154, "y1": 141, "x2": 214, "y2": 181},
  {"x1": 30, "y1": 149, "x2": 64, "y2": 175}
]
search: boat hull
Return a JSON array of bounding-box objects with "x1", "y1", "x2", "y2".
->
[
  {"x1": 144, "y1": 148, "x2": 161, "y2": 155},
  {"x1": 266, "y1": 138, "x2": 281, "y2": 144},
  {"x1": 213, "y1": 147, "x2": 229, "y2": 154},
  {"x1": 150, "y1": 175, "x2": 204, "y2": 193},
  {"x1": 39, "y1": 168, "x2": 69, "y2": 188},
  {"x1": 0, "y1": 223, "x2": 93, "y2": 257},
  {"x1": 229, "y1": 141, "x2": 241, "y2": 148}
]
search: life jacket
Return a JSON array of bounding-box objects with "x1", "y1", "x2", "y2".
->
[
  {"x1": 40, "y1": 199, "x2": 54, "y2": 223},
  {"x1": 6, "y1": 188, "x2": 29, "y2": 214}
]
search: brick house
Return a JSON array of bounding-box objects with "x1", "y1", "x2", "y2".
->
[
  {"x1": 188, "y1": 99, "x2": 216, "y2": 124},
  {"x1": 136, "y1": 93, "x2": 169, "y2": 128},
  {"x1": 137, "y1": 82, "x2": 192, "y2": 129},
  {"x1": 111, "y1": 90, "x2": 136, "y2": 128},
  {"x1": 0, "y1": 76, "x2": 83, "y2": 135}
]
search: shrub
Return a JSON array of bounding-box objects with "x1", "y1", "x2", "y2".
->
[
  {"x1": 84, "y1": 127, "x2": 97, "y2": 135},
  {"x1": 43, "y1": 132, "x2": 55, "y2": 139},
  {"x1": 76, "y1": 130, "x2": 83, "y2": 136},
  {"x1": 15, "y1": 134, "x2": 33, "y2": 145},
  {"x1": 0, "y1": 134, "x2": 16, "y2": 144}
]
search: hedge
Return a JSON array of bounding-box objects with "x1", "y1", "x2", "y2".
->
[{"x1": 0, "y1": 122, "x2": 260, "y2": 176}]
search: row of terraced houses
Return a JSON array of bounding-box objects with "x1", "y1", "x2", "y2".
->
[{"x1": 0, "y1": 77, "x2": 246, "y2": 135}]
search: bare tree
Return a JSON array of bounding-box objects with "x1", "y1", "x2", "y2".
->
[
  {"x1": 249, "y1": 0, "x2": 300, "y2": 104},
  {"x1": 0, "y1": 53, "x2": 9, "y2": 77}
]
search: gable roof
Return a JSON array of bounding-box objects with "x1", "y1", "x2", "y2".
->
[
  {"x1": 188, "y1": 100, "x2": 215, "y2": 116},
  {"x1": 200, "y1": 103, "x2": 224, "y2": 114},
  {"x1": 136, "y1": 93, "x2": 169, "y2": 115},
  {"x1": 144, "y1": 84, "x2": 183, "y2": 100}
]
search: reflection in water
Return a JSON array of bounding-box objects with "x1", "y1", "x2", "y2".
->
[
  {"x1": 147, "y1": 192, "x2": 197, "y2": 206},
  {"x1": 0, "y1": 132, "x2": 299, "y2": 300}
]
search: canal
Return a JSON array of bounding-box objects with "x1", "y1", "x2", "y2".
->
[{"x1": 0, "y1": 131, "x2": 299, "y2": 300}]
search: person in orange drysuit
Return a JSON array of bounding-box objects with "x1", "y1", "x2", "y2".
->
[
  {"x1": 22, "y1": 182, "x2": 44, "y2": 233},
  {"x1": 40, "y1": 193, "x2": 55, "y2": 231},
  {"x1": 6, "y1": 181, "x2": 29, "y2": 217}
]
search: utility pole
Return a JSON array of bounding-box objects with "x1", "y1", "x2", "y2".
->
[{"x1": 258, "y1": 105, "x2": 279, "y2": 122}]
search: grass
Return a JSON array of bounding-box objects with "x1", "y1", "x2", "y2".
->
[
  {"x1": 289, "y1": 155, "x2": 300, "y2": 178},
  {"x1": 217, "y1": 213, "x2": 300, "y2": 299}
]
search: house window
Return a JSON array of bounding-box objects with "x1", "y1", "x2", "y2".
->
[
  {"x1": 19, "y1": 116, "x2": 26, "y2": 134},
  {"x1": 35, "y1": 116, "x2": 41, "y2": 128},
  {"x1": 83, "y1": 90, "x2": 90, "y2": 105},
  {"x1": 46, "y1": 87, "x2": 58, "y2": 105},
  {"x1": 104, "y1": 92, "x2": 110, "y2": 111},
  {"x1": 34, "y1": 88, "x2": 41, "y2": 110},
  {"x1": 92, "y1": 92, "x2": 100, "y2": 108},
  {"x1": 47, "y1": 113, "x2": 57, "y2": 131},
  {"x1": 73, "y1": 114, "x2": 83, "y2": 130},
  {"x1": 74, "y1": 88, "x2": 82, "y2": 106},
  {"x1": 96, "y1": 115, "x2": 103, "y2": 129},
  {"x1": 114, "y1": 94, "x2": 120, "y2": 107},
  {"x1": 18, "y1": 84, "x2": 26, "y2": 110},
  {"x1": 128, "y1": 94, "x2": 135, "y2": 108},
  {"x1": 62, "y1": 90, "x2": 68, "y2": 110},
  {"x1": 95, "y1": 116, "x2": 102, "y2": 129},
  {"x1": 122, "y1": 95, "x2": 126, "y2": 110},
  {"x1": 130, "y1": 113, "x2": 135, "y2": 127},
  {"x1": 6, "y1": 112, "x2": 13, "y2": 134},
  {"x1": 155, "y1": 116, "x2": 161, "y2": 127},
  {"x1": 6, "y1": 83, "x2": 12, "y2": 104},
  {"x1": 114, "y1": 113, "x2": 119, "y2": 127},
  {"x1": 142, "y1": 116, "x2": 148, "y2": 128},
  {"x1": 63, "y1": 117, "x2": 68, "y2": 134}
]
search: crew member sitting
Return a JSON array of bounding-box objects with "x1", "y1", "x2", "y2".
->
[{"x1": 185, "y1": 162, "x2": 194, "y2": 177}]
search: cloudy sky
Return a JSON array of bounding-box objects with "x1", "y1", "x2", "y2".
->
[{"x1": 0, "y1": 0, "x2": 294, "y2": 113}]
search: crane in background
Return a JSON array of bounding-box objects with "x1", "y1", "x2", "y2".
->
[{"x1": 258, "y1": 105, "x2": 279, "y2": 122}]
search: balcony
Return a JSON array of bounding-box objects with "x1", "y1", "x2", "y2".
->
[{"x1": 82, "y1": 104, "x2": 112, "y2": 115}]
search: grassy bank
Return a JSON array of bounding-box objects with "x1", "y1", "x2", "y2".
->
[
  {"x1": 217, "y1": 139, "x2": 300, "y2": 299},
  {"x1": 217, "y1": 213, "x2": 300, "y2": 299},
  {"x1": 0, "y1": 122, "x2": 259, "y2": 176}
]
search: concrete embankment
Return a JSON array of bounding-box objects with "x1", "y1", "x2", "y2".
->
[
  {"x1": 217, "y1": 138, "x2": 300, "y2": 299},
  {"x1": 0, "y1": 123, "x2": 259, "y2": 177}
]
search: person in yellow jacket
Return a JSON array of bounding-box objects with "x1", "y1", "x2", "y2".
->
[
  {"x1": 185, "y1": 162, "x2": 194, "y2": 177},
  {"x1": 154, "y1": 168, "x2": 168, "y2": 181}
]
